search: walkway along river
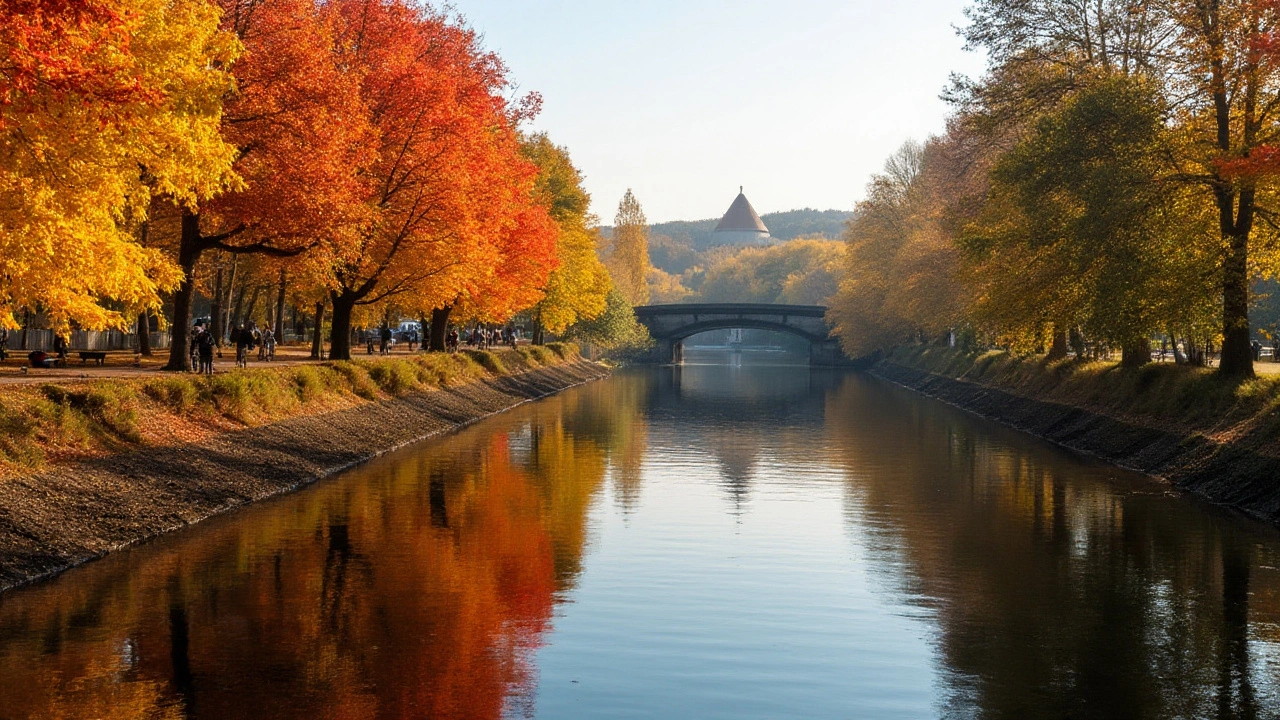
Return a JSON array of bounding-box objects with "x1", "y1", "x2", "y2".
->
[{"x1": 0, "y1": 350, "x2": 1278, "y2": 718}]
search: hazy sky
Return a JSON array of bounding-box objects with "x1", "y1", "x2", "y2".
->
[{"x1": 457, "y1": 0, "x2": 989, "y2": 223}]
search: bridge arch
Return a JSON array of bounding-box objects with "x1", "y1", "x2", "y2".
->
[
  {"x1": 632, "y1": 303, "x2": 851, "y2": 366},
  {"x1": 665, "y1": 318, "x2": 826, "y2": 344}
]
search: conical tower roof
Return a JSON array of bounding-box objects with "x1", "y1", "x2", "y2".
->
[{"x1": 715, "y1": 188, "x2": 769, "y2": 234}]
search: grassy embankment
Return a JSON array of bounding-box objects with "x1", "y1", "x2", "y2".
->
[
  {"x1": 0, "y1": 344, "x2": 578, "y2": 479},
  {"x1": 884, "y1": 345, "x2": 1280, "y2": 448}
]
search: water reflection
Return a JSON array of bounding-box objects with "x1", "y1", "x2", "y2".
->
[
  {"x1": 823, "y1": 375, "x2": 1280, "y2": 719},
  {"x1": 0, "y1": 393, "x2": 625, "y2": 719},
  {"x1": 647, "y1": 353, "x2": 839, "y2": 510},
  {"x1": 1, "y1": 361, "x2": 1280, "y2": 718}
]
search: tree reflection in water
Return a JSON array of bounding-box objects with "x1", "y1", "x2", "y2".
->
[
  {"x1": 823, "y1": 374, "x2": 1280, "y2": 720},
  {"x1": 1, "y1": 367, "x2": 1280, "y2": 718},
  {"x1": 0, "y1": 389, "x2": 636, "y2": 719}
]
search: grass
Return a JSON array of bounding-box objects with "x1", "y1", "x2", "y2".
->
[
  {"x1": 0, "y1": 346, "x2": 580, "y2": 477},
  {"x1": 887, "y1": 344, "x2": 1280, "y2": 436}
]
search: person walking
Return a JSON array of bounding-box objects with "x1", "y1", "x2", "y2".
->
[
  {"x1": 234, "y1": 323, "x2": 251, "y2": 368},
  {"x1": 197, "y1": 326, "x2": 215, "y2": 375},
  {"x1": 380, "y1": 325, "x2": 392, "y2": 355},
  {"x1": 262, "y1": 328, "x2": 276, "y2": 361},
  {"x1": 189, "y1": 323, "x2": 203, "y2": 372}
]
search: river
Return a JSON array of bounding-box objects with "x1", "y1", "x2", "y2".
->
[{"x1": 1, "y1": 350, "x2": 1279, "y2": 719}]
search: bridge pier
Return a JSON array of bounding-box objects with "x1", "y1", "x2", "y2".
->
[
  {"x1": 809, "y1": 338, "x2": 852, "y2": 367},
  {"x1": 647, "y1": 338, "x2": 683, "y2": 364}
]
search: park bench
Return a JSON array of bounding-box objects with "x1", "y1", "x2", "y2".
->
[{"x1": 78, "y1": 351, "x2": 107, "y2": 365}]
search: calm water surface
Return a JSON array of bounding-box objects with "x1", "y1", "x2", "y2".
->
[{"x1": 2, "y1": 350, "x2": 1280, "y2": 719}]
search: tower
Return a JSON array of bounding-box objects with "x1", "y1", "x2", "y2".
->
[{"x1": 712, "y1": 187, "x2": 771, "y2": 245}]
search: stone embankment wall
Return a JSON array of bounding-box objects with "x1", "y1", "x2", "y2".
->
[
  {"x1": 873, "y1": 361, "x2": 1280, "y2": 525},
  {"x1": 0, "y1": 360, "x2": 609, "y2": 593}
]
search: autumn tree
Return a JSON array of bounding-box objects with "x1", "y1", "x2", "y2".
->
[
  {"x1": 1166, "y1": 0, "x2": 1280, "y2": 376},
  {"x1": 964, "y1": 78, "x2": 1219, "y2": 365},
  {"x1": 957, "y1": 0, "x2": 1280, "y2": 376},
  {"x1": 160, "y1": 0, "x2": 372, "y2": 370},
  {"x1": 451, "y1": 196, "x2": 559, "y2": 331},
  {"x1": 0, "y1": 0, "x2": 238, "y2": 331},
  {"x1": 698, "y1": 238, "x2": 845, "y2": 305},
  {"x1": 607, "y1": 189, "x2": 651, "y2": 306},
  {"x1": 566, "y1": 286, "x2": 651, "y2": 352},
  {"x1": 828, "y1": 138, "x2": 977, "y2": 357},
  {"x1": 322, "y1": 0, "x2": 547, "y2": 360},
  {"x1": 521, "y1": 133, "x2": 611, "y2": 345}
]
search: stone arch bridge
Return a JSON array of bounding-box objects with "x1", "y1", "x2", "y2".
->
[{"x1": 633, "y1": 303, "x2": 851, "y2": 366}]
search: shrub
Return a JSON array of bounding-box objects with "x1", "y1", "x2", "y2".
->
[
  {"x1": 367, "y1": 359, "x2": 420, "y2": 396},
  {"x1": 463, "y1": 350, "x2": 506, "y2": 375},
  {"x1": 412, "y1": 353, "x2": 460, "y2": 386},
  {"x1": 143, "y1": 377, "x2": 202, "y2": 412},
  {"x1": 0, "y1": 404, "x2": 43, "y2": 468},
  {"x1": 291, "y1": 365, "x2": 328, "y2": 403},
  {"x1": 41, "y1": 382, "x2": 140, "y2": 442},
  {"x1": 209, "y1": 370, "x2": 299, "y2": 424},
  {"x1": 329, "y1": 361, "x2": 379, "y2": 400},
  {"x1": 525, "y1": 345, "x2": 555, "y2": 366},
  {"x1": 544, "y1": 342, "x2": 577, "y2": 360},
  {"x1": 209, "y1": 373, "x2": 252, "y2": 421}
]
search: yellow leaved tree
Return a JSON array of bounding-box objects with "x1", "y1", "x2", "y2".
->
[
  {"x1": 0, "y1": 0, "x2": 239, "y2": 331},
  {"x1": 523, "y1": 133, "x2": 610, "y2": 342}
]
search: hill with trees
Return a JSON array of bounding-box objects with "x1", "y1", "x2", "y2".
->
[{"x1": 605, "y1": 208, "x2": 852, "y2": 251}]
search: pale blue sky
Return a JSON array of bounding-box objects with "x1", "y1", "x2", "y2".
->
[{"x1": 456, "y1": 0, "x2": 988, "y2": 223}]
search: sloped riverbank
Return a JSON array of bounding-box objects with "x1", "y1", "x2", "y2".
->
[
  {"x1": 873, "y1": 347, "x2": 1280, "y2": 524},
  {"x1": 0, "y1": 355, "x2": 609, "y2": 593}
]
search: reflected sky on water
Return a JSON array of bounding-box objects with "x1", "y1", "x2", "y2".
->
[{"x1": 1, "y1": 353, "x2": 1280, "y2": 718}]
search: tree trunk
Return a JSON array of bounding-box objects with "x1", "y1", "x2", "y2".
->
[
  {"x1": 222, "y1": 256, "x2": 237, "y2": 343},
  {"x1": 1220, "y1": 226, "x2": 1254, "y2": 378},
  {"x1": 1046, "y1": 326, "x2": 1069, "y2": 361},
  {"x1": 243, "y1": 286, "x2": 261, "y2": 327},
  {"x1": 210, "y1": 265, "x2": 223, "y2": 349},
  {"x1": 1168, "y1": 330, "x2": 1188, "y2": 364},
  {"x1": 19, "y1": 309, "x2": 29, "y2": 350},
  {"x1": 329, "y1": 291, "x2": 357, "y2": 360},
  {"x1": 310, "y1": 299, "x2": 324, "y2": 359},
  {"x1": 429, "y1": 306, "x2": 451, "y2": 351},
  {"x1": 1068, "y1": 327, "x2": 1086, "y2": 358},
  {"x1": 164, "y1": 210, "x2": 203, "y2": 371},
  {"x1": 1206, "y1": 20, "x2": 1255, "y2": 379},
  {"x1": 274, "y1": 268, "x2": 287, "y2": 340},
  {"x1": 1120, "y1": 339, "x2": 1150, "y2": 368},
  {"x1": 137, "y1": 311, "x2": 152, "y2": 356}
]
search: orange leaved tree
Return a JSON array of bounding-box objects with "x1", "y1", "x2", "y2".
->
[
  {"x1": 162, "y1": 0, "x2": 371, "y2": 370},
  {"x1": 322, "y1": 0, "x2": 550, "y2": 359}
]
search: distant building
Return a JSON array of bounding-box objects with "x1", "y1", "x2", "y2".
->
[{"x1": 712, "y1": 188, "x2": 771, "y2": 245}]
